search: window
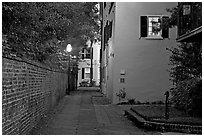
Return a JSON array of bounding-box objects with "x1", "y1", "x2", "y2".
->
[
  {"x1": 109, "y1": 2, "x2": 114, "y2": 14},
  {"x1": 140, "y1": 15, "x2": 169, "y2": 39},
  {"x1": 104, "y1": 20, "x2": 113, "y2": 50},
  {"x1": 82, "y1": 67, "x2": 90, "y2": 79},
  {"x1": 148, "y1": 16, "x2": 162, "y2": 37},
  {"x1": 85, "y1": 73, "x2": 90, "y2": 79},
  {"x1": 85, "y1": 68, "x2": 90, "y2": 79},
  {"x1": 183, "y1": 5, "x2": 191, "y2": 15},
  {"x1": 81, "y1": 48, "x2": 91, "y2": 59},
  {"x1": 82, "y1": 68, "x2": 85, "y2": 79},
  {"x1": 120, "y1": 78, "x2": 125, "y2": 83}
]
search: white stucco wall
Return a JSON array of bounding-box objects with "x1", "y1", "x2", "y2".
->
[
  {"x1": 92, "y1": 42, "x2": 101, "y2": 86},
  {"x1": 78, "y1": 42, "x2": 101, "y2": 86},
  {"x1": 111, "y1": 2, "x2": 177, "y2": 103},
  {"x1": 101, "y1": 3, "x2": 116, "y2": 102}
]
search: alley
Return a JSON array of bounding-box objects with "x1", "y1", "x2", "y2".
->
[
  {"x1": 30, "y1": 88, "x2": 160, "y2": 135},
  {"x1": 2, "y1": 2, "x2": 202, "y2": 135}
]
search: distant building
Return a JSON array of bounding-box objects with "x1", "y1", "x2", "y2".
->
[
  {"x1": 176, "y1": 2, "x2": 202, "y2": 42},
  {"x1": 100, "y1": 2, "x2": 177, "y2": 104},
  {"x1": 78, "y1": 41, "x2": 100, "y2": 86}
]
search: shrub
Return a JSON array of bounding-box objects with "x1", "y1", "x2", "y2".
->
[
  {"x1": 127, "y1": 99, "x2": 136, "y2": 105},
  {"x1": 135, "y1": 101, "x2": 141, "y2": 105},
  {"x1": 157, "y1": 101, "x2": 164, "y2": 105},
  {"x1": 90, "y1": 80, "x2": 96, "y2": 87},
  {"x1": 151, "y1": 101, "x2": 164, "y2": 105},
  {"x1": 145, "y1": 101, "x2": 150, "y2": 105},
  {"x1": 170, "y1": 77, "x2": 202, "y2": 117},
  {"x1": 79, "y1": 80, "x2": 89, "y2": 87}
]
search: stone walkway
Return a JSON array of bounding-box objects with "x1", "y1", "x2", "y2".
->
[{"x1": 30, "y1": 88, "x2": 160, "y2": 135}]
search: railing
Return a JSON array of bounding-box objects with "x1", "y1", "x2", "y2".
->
[{"x1": 177, "y1": 2, "x2": 202, "y2": 37}]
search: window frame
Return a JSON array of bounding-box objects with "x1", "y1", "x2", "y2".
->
[
  {"x1": 147, "y1": 16, "x2": 163, "y2": 39},
  {"x1": 140, "y1": 15, "x2": 169, "y2": 40},
  {"x1": 84, "y1": 68, "x2": 90, "y2": 79},
  {"x1": 81, "y1": 48, "x2": 91, "y2": 59}
]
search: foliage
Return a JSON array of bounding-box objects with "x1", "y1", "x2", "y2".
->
[
  {"x1": 131, "y1": 105, "x2": 190, "y2": 120},
  {"x1": 132, "y1": 105, "x2": 202, "y2": 126},
  {"x1": 164, "y1": 4, "x2": 202, "y2": 117},
  {"x1": 163, "y1": 3, "x2": 202, "y2": 29},
  {"x1": 79, "y1": 80, "x2": 90, "y2": 87},
  {"x1": 170, "y1": 77, "x2": 202, "y2": 117},
  {"x1": 162, "y1": 6, "x2": 178, "y2": 29},
  {"x1": 167, "y1": 42, "x2": 202, "y2": 117},
  {"x1": 116, "y1": 88, "x2": 126, "y2": 99},
  {"x1": 167, "y1": 42, "x2": 202, "y2": 83},
  {"x1": 127, "y1": 99, "x2": 136, "y2": 105},
  {"x1": 90, "y1": 80, "x2": 96, "y2": 87},
  {"x1": 2, "y1": 2, "x2": 100, "y2": 65},
  {"x1": 151, "y1": 101, "x2": 164, "y2": 105}
]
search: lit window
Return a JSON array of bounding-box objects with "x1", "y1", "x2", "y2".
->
[
  {"x1": 85, "y1": 68, "x2": 90, "y2": 73},
  {"x1": 148, "y1": 16, "x2": 162, "y2": 37},
  {"x1": 140, "y1": 15, "x2": 169, "y2": 39},
  {"x1": 85, "y1": 68, "x2": 90, "y2": 79}
]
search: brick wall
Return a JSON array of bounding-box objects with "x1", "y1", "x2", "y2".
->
[{"x1": 2, "y1": 56, "x2": 68, "y2": 135}]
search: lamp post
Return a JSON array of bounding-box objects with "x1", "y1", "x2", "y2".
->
[{"x1": 66, "y1": 44, "x2": 72, "y2": 95}]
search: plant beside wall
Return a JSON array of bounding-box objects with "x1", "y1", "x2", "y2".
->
[
  {"x1": 167, "y1": 42, "x2": 202, "y2": 117},
  {"x1": 170, "y1": 77, "x2": 202, "y2": 117},
  {"x1": 79, "y1": 80, "x2": 90, "y2": 87},
  {"x1": 163, "y1": 4, "x2": 202, "y2": 118}
]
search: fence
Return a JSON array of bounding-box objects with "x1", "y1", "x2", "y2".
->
[{"x1": 2, "y1": 56, "x2": 68, "y2": 134}]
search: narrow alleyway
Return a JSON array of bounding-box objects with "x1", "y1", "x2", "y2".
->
[{"x1": 30, "y1": 87, "x2": 160, "y2": 135}]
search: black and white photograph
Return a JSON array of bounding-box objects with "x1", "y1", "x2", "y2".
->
[{"x1": 2, "y1": 1, "x2": 202, "y2": 135}]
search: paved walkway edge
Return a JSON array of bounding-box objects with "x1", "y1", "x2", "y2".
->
[{"x1": 124, "y1": 109, "x2": 202, "y2": 134}]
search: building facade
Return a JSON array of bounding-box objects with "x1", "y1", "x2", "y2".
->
[
  {"x1": 100, "y1": 2, "x2": 177, "y2": 104},
  {"x1": 78, "y1": 41, "x2": 100, "y2": 86},
  {"x1": 176, "y1": 2, "x2": 202, "y2": 42}
]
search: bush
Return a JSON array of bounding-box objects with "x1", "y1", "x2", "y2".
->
[
  {"x1": 157, "y1": 101, "x2": 164, "y2": 105},
  {"x1": 90, "y1": 80, "x2": 96, "y2": 87},
  {"x1": 151, "y1": 101, "x2": 164, "y2": 105},
  {"x1": 79, "y1": 80, "x2": 89, "y2": 87},
  {"x1": 127, "y1": 99, "x2": 136, "y2": 105},
  {"x1": 170, "y1": 77, "x2": 202, "y2": 117},
  {"x1": 145, "y1": 101, "x2": 150, "y2": 105},
  {"x1": 135, "y1": 101, "x2": 141, "y2": 105}
]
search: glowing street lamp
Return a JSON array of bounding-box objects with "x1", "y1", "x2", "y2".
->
[
  {"x1": 66, "y1": 44, "x2": 72, "y2": 95},
  {"x1": 66, "y1": 44, "x2": 72, "y2": 53}
]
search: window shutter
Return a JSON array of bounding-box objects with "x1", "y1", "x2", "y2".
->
[
  {"x1": 104, "y1": 2, "x2": 106, "y2": 8},
  {"x1": 99, "y1": 48, "x2": 102, "y2": 63},
  {"x1": 82, "y1": 48, "x2": 84, "y2": 59},
  {"x1": 140, "y1": 16, "x2": 147, "y2": 37},
  {"x1": 107, "y1": 22, "x2": 110, "y2": 40},
  {"x1": 109, "y1": 21, "x2": 113, "y2": 38},
  {"x1": 82, "y1": 68, "x2": 85, "y2": 79},
  {"x1": 162, "y1": 16, "x2": 169, "y2": 38},
  {"x1": 104, "y1": 21, "x2": 109, "y2": 50},
  {"x1": 91, "y1": 47, "x2": 93, "y2": 59},
  {"x1": 104, "y1": 21, "x2": 108, "y2": 47}
]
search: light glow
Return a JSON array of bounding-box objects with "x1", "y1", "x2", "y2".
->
[{"x1": 66, "y1": 44, "x2": 72, "y2": 52}]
